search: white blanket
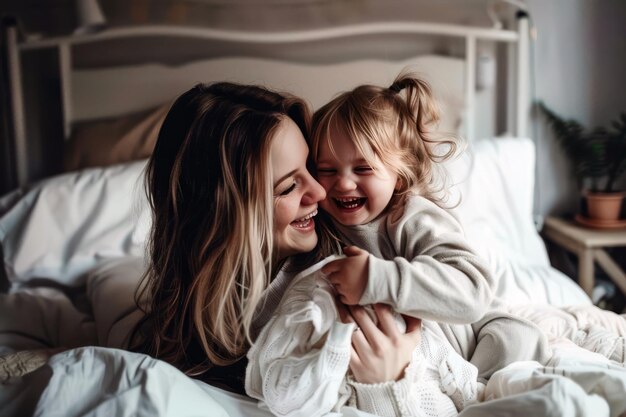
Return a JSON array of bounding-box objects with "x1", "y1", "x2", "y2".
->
[
  {"x1": 1, "y1": 256, "x2": 625, "y2": 417},
  {"x1": 3, "y1": 345, "x2": 622, "y2": 417}
]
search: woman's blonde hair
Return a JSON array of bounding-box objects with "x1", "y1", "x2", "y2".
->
[
  {"x1": 311, "y1": 72, "x2": 460, "y2": 207},
  {"x1": 132, "y1": 82, "x2": 331, "y2": 378}
]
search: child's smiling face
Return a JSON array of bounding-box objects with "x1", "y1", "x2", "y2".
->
[{"x1": 316, "y1": 129, "x2": 398, "y2": 226}]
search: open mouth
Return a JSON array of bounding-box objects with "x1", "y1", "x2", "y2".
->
[
  {"x1": 291, "y1": 209, "x2": 317, "y2": 229},
  {"x1": 334, "y1": 197, "x2": 366, "y2": 210}
]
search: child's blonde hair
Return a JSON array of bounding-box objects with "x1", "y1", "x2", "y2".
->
[{"x1": 311, "y1": 72, "x2": 459, "y2": 207}]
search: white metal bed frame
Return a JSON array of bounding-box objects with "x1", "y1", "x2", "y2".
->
[{"x1": 3, "y1": 16, "x2": 530, "y2": 189}]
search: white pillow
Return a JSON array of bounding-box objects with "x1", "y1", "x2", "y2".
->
[
  {"x1": 445, "y1": 137, "x2": 590, "y2": 305},
  {"x1": 446, "y1": 137, "x2": 549, "y2": 266},
  {"x1": 0, "y1": 160, "x2": 149, "y2": 288}
]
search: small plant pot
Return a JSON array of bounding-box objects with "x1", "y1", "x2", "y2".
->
[{"x1": 584, "y1": 192, "x2": 625, "y2": 221}]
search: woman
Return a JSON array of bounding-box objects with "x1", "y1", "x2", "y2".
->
[{"x1": 132, "y1": 82, "x2": 422, "y2": 396}]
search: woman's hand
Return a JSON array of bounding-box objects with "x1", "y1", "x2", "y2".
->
[{"x1": 336, "y1": 302, "x2": 422, "y2": 384}]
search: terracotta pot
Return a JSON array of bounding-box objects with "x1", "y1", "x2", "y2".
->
[{"x1": 585, "y1": 192, "x2": 625, "y2": 221}]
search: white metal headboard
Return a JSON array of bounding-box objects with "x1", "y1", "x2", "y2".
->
[{"x1": 3, "y1": 17, "x2": 530, "y2": 189}]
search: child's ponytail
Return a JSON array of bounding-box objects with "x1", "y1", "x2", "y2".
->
[
  {"x1": 388, "y1": 73, "x2": 458, "y2": 163},
  {"x1": 386, "y1": 73, "x2": 461, "y2": 207},
  {"x1": 388, "y1": 75, "x2": 439, "y2": 134}
]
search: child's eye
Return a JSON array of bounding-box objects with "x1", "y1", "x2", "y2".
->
[
  {"x1": 316, "y1": 168, "x2": 336, "y2": 176},
  {"x1": 355, "y1": 166, "x2": 373, "y2": 174},
  {"x1": 278, "y1": 183, "x2": 296, "y2": 196}
]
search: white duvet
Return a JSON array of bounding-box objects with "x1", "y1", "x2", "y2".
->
[
  {"x1": 4, "y1": 336, "x2": 625, "y2": 417},
  {"x1": 0, "y1": 254, "x2": 624, "y2": 417}
]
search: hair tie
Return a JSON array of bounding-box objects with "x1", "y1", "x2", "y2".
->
[{"x1": 389, "y1": 83, "x2": 403, "y2": 93}]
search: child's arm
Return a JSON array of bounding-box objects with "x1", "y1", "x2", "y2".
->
[
  {"x1": 332, "y1": 197, "x2": 496, "y2": 324},
  {"x1": 245, "y1": 273, "x2": 353, "y2": 417},
  {"x1": 370, "y1": 197, "x2": 494, "y2": 323}
]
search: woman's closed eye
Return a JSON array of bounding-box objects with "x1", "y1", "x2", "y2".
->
[{"x1": 277, "y1": 182, "x2": 296, "y2": 196}]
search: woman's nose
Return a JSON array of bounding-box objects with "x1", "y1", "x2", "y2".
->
[{"x1": 302, "y1": 175, "x2": 326, "y2": 205}]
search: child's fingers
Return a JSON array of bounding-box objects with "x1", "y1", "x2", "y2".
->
[
  {"x1": 321, "y1": 258, "x2": 343, "y2": 275},
  {"x1": 327, "y1": 272, "x2": 343, "y2": 285},
  {"x1": 335, "y1": 301, "x2": 353, "y2": 324},
  {"x1": 331, "y1": 284, "x2": 358, "y2": 305},
  {"x1": 342, "y1": 246, "x2": 363, "y2": 257}
]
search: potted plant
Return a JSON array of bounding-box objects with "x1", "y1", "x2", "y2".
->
[{"x1": 538, "y1": 102, "x2": 626, "y2": 222}]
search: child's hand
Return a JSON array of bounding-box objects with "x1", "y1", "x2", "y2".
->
[{"x1": 322, "y1": 246, "x2": 369, "y2": 305}]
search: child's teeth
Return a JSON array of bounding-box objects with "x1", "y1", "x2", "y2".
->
[{"x1": 335, "y1": 197, "x2": 363, "y2": 209}]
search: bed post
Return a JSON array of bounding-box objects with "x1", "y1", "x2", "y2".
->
[
  {"x1": 2, "y1": 17, "x2": 28, "y2": 189},
  {"x1": 465, "y1": 35, "x2": 477, "y2": 142},
  {"x1": 516, "y1": 11, "x2": 530, "y2": 138}
]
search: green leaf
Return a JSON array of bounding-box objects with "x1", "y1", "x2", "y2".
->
[{"x1": 537, "y1": 101, "x2": 626, "y2": 192}]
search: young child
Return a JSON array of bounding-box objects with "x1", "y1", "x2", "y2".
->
[
  {"x1": 309, "y1": 72, "x2": 626, "y2": 374},
  {"x1": 309, "y1": 73, "x2": 551, "y2": 383},
  {"x1": 246, "y1": 74, "x2": 626, "y2": 416}
]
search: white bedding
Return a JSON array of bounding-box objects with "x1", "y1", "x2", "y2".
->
[
  {"x1": 0, "y1": 161, "x2": 148, "y2": 286},
  {"x1": 445, "y1": 137, "x2": 590, "y2": 307},
  {"x1": 3, "y1": 344, "x2": 625, "y2": 417},
  {"x1": 3, "y1": 137, "x2": 619, "y2": 417}
]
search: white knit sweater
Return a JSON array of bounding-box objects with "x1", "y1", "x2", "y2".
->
[{"x1": 246, "y1": 257, "x2": 479, "y2": 417}]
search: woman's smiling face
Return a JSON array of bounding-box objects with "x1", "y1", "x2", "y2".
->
[
  {"x1": 315, "y1": 128, "x2": 397, "y2": 226},
  {"x1": 271, "y1": 118, "x2": 327, "y2": 261}
]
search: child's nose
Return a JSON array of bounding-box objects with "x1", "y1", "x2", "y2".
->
[{"x1": 336, "y1": 175, "x2": 357, "y2": 191}]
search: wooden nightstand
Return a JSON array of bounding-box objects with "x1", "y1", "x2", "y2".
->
[{"x1": 542, "y1": 216, "x2": 626, "y2": 297}]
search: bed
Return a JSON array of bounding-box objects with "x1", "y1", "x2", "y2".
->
[{"x1": 1, "y1": 12, "x2": 624, "y2": 417}]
